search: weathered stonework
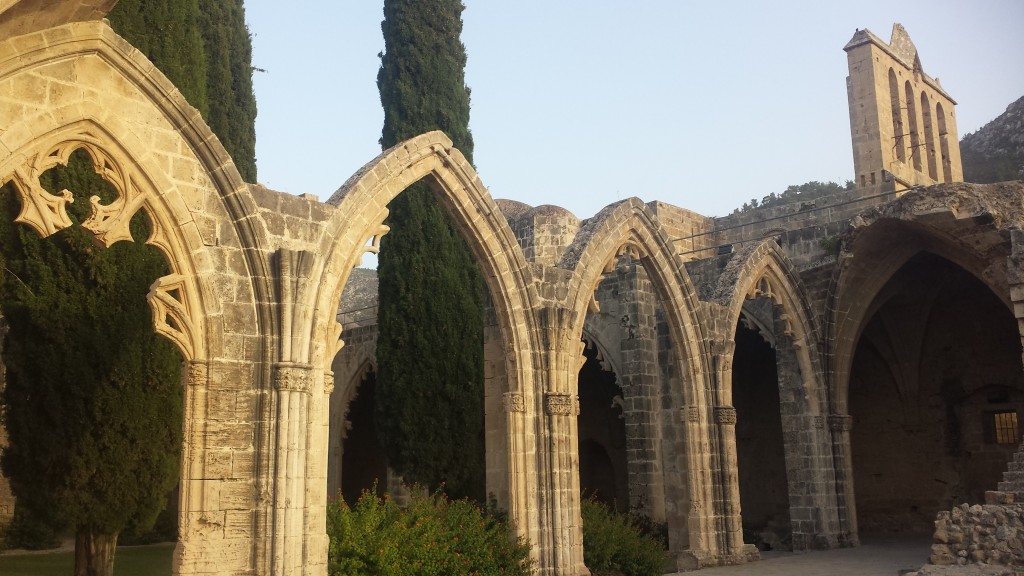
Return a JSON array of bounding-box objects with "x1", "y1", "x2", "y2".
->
[{"x1": 0, "y1": 8, "x2": 1020, "y2": 576}]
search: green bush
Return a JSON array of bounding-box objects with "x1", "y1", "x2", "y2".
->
[
  {"x1": 327, "y1": 488, "x2": 532, "y2": 576},
  {"x1": 581, "y1": 498, "x2": 667, "y2": 576}
]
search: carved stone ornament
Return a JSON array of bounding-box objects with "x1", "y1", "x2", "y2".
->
[
  {"x1": 323, "y1": 372, "x2": 335, "y2": 396},
  {"x1": 714, "y1": 406, "x2": 738, "y2": 425},
  {"x1": 681, "y1": 405, "x2": 700, "y2": 423},
  {"x1": 828, "y1": 414, "x2": 853, "y2": 432},
  {"x1": 274, "y1": 363, "x2": 314, "y2": 393},
  {"x1": 544, "y1": 393, "x2": 575, "y2": 416},
  {"x1": 187, "y1": 361, "x2": 208, "y2": 387},
  {"x1": 814, "y1": 415, "x2": 826, "y2": 430},
  {"x1": 4, "y1": 135, "x2": 202, "y2": 361},
  {"x1": 502, "y1": 392, "x2": 526, "y2": 413},
  {"x1": 149, "y1": 274, "x2": 198, "y2": 361}
]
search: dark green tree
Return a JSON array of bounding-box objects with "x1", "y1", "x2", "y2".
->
[
  {"x1": 0, "y1": 151, "x2": 182, "y2": 576},
  {"x1": 196, "y1": 0, "x2": 258, "y2": 182},
  {"x1": 375, "y1": 0, "x2": 485, "y2": 502},
  {"x1": 108, "y1": 0, "x2": 258, "y2": 181}
]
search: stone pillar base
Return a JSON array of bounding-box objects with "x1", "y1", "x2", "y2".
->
[{"x1": 675, "y1": 545, "x2": 759, "y2": 571}]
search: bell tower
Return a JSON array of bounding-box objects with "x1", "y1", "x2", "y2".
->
[{"x1": 845, "y1": 24, "x2": 962, "y2": 191}]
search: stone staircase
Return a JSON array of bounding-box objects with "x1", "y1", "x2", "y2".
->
[{"x1": 989, "y1": 442, "x2": 1024, "y2": 504}]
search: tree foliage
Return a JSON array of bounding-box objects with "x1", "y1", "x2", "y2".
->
[
  {"x1": 0, "y1": 151, "x2": 183, "y2": 555},
  {"x1": 107, "y1": 0, "x2": 258, "y2": 182},
  {"x1": 327, "y1": 488, "x2": 532, "y2": 576},
  {"x1": 375, "y1": 0, "x2": 485, "y2": 502},
  {"x1": 731, "y1": 180, "x2": 855, "y2": 214}
]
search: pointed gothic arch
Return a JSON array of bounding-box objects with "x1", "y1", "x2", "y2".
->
[
  {"x1": 715, "y1": 239, "x2": 842, "y2": 549},
  {"x1": 311, "y1": 130, "x2": 549, "y2": 566},
  {"x1": 0, "y1": 19, "x2": 275, "y2": 576},
  {"x1": 559, "y1": 198, "x2": 720, "y2": 565}
]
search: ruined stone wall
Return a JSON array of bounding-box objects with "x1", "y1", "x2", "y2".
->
[
  {"x1": 710, "y1": 184, "x2": 895, "y2": 268},
  {"x1": 930, "y1": 503, "x2": 1024, "y2": 567}
]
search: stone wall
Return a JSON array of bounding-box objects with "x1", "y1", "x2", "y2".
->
[{"x1": 930, "y1": 502, "x2": 1024, "y2": 567}]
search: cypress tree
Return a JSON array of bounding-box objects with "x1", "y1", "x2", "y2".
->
[
  {"x1": 375, "y1": 0, "x2": 485, "y2": 502},
  {"x1": 108, "y1": 0, "x2": 258, "y2": 181},
  {"x1": 196, "y1": 0, "x2": 258, "y2": 182},
  {"x1": 0, "y1": 153, "x2": 183, "y2": 576},
  {"x1": 106, "y1": 0, "x2": 209, "y2": 118}
]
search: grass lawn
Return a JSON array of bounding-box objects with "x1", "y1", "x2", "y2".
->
[{"x1": 0, "y1": 543, "x2": 173, "y2": 576}]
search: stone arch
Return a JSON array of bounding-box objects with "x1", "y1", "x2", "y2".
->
[
  {"x1": 715, "y1": 239, "x2": 841, "y2": 550},
  {"x1": 562, "y1": 198, "x2": 711, "y2": 395},
  {"x1": 0, "y1": 19, "x2": 270, "y2": 576},
  {"x1": 824, "y1": 185, "x2": 1022, "y2": 545},
  {"x1": 906, "y1": 80, "x2": 922, "y2": 172},
  {"x1": 318, "y1": 131, "x2": 533, "y2": 385},
  {"x1": 921, "y1": 91, "x2": 938, "y2": 180},
  {"x1": 312, "y1": 131, "x2": 546, "y2": 563},
  {"x1": 560, "y1": 198, "x2": 719, "y2": 565},
  {"x1": 888, "y1": 68, "x2": 905, "y2": 163},
  {"x1": 830, "y1": 214, "x2": 1012, "y2": 417},
  {"x1": 1, "y1": 123, "x2": 210, "y2": 360},
  {"x1": 718, "y1": 239, "x2": 824, "y2": 404}
]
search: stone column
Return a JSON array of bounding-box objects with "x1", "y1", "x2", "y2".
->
[
  {"x1": 301, "y1": 372, "x2": 334, "y2": 575},
  {"x1": 828, "y1": 413, "x2": 859, "y2": 546},
  {"x1": 616, "y1": 263, "x2": 666, "y2": 520},
  {"x1": 544, "y1": 390, "x2": 589, "y2": 575},
  {"x1": 713, "y1": 405, "x2": 746, "y2": 557},
  {"x1": 501, "y1": 391, "x2": 527, "y2": 526},
  {"x1": 174, "y1": 361, "x2": 210, "y2": 575},
  {"x1": 271, "y1": 362, "x2": 313, "y2": 576}
]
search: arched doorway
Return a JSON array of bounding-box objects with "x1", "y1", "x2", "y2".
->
[
  {"x1": 577, "y1": 339, "x2": 628, "y2": 511},
  {"x1": 733, "y1": 302, "x2": 791, "y2": 551},
  {"x1": 849, "y1": 251, "x2": 1024, "y2": 535}
]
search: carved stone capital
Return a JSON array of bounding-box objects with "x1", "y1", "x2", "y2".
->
[
  {"x1": 187, "y1": 361, "x2": 208, "y2": 387},
  {"x1": 503, "y1": 392, "x2": 525, "y2": 413},
  {"x1": 544, "y1": 393, "x2": 575, "y2": 416},
  {"x1": 814, "y1": 415, "x2": 825, "y2": 430},
  {"x1": 273, "y1": 362, "x2": 314, "y2": 394},
  {"x1": 712, "y1": 340, "x2": 736, "y2": 357},
  {"x1": 829, "y1": 414, "x2": 853, "y2": 432},
  {"x1": 681, "y1": 405, "x2": 700, "y2": 423},
  {"x1": 714, "y1": 406, "x2": 737, "y2": 426},
  {"x1": 323, "y1": 372, "x2": 335, "y2": 395}
]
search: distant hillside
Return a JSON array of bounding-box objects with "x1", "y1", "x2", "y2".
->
[{"x1": 960, "y1": 95, "x2": 1024, "y2": 183}]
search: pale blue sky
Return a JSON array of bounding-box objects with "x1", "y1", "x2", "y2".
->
[{"x1": 246, "y1": 1, "x2": 1024, "y2": 220}]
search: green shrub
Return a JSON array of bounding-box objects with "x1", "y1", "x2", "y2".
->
[
  {"x1": 581, "y1": 498, "x2": 667, "y2": 576},
  {"x1": 327, "y1": 488, "x2": 532, "y2": 576}
]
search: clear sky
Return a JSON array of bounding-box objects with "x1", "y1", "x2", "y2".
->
[{"x1": 246, "y1": 1, "x2": 1024, "y2": 221}]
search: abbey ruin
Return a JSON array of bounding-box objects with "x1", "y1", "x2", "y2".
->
[{"x1": 1, "y1": 3, "x2": 1023, "y2": 575}]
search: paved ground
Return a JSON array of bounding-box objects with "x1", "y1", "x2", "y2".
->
[{"x1": 670, "y1": 536, "x2": 933, "y2": 576}]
